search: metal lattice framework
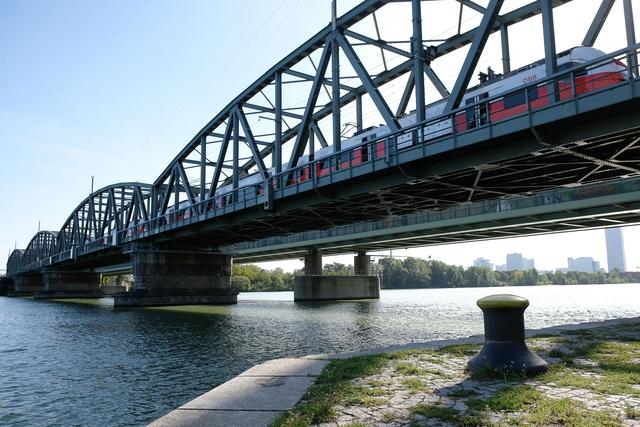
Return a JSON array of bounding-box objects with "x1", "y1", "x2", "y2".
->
[
  {"x1": 57, "y1": 183, "x2": 154, "y2": 252},
  {"x1": 7, "y1": 0, "x2": 639, "y2": 275},
  {"x1": 21, "y1": 231, "x2": 59, "y2": 266},
  {"x1": 9, "y1": 183, "x2": 154, "y2": 274},
  {"x1": 151, "y1": 0, "x2": 637, "y2": 218}
]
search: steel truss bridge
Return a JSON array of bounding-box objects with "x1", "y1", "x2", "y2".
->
[{"x1": 6, "y1": 0, "x2": 640, "y2": 277}]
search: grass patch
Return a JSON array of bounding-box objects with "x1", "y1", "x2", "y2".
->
[
  {"x1": 548, "y1": 349, "x2": 567, "y2": 358},
  {"x1": 272, "y1": 354, "x2": 393, "y2": 426},
  {"x1": 380, "y1": 411, "x2": 396, "y2": 423},
  {"x1": 625, "y1": 405, "x2": 640, "y2": 420},
  {"x1": 466, "y1": 385, "x2": 542, "y2": 412},
  {"x1": 541, "y1": 342, "x2": 640, "y2": 397},
  {"x1": 447, "y1": 388, "x2": 478, "y2": 398},
  {"x1": 394, "y1": 361, "x2": 442, "y2": 376},
  {"x1": 410, "y1": 403, "x2": 459, "y2": 422},
  {"x1": 342, "y1": 385, "x2": 388, "y2": 407},
  {"x1": 367, "y1": 379, "x2": 391, "y2": 388},
  {"x1": 527, "y1": 398, "x2": 621, "y2": 426},
  {"x1": 410, "y1": 404, "x2": 490, "y2": 426},
  {"x1": 401, "y1": 377, "x2": 428, "y2": 394},
  {"x1": 438, "y1": 343, "x2": 481, "y2": 357}
]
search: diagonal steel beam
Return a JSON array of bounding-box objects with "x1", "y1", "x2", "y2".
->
[
  {"x1": 283, "y1": 69, "x2": 356, "y2": 92},
  {"x1": 425, "y1": 66, "x2": 450, "y2": 98},
  {"x1": 287, "y1": 41, "x2": 332, "y2": 170},
  {"x1": 311, "y1": 123, "x2": 329, "y2": 148},
  {"x1": 337, "y1": 33, "x2": 400, "y2": 132},
  {"x1": 583, "y1": 0, "x2": 616, "y2": 47},
  {"x1": 237, "y1": 107, "x2": 269, "y2": 181},
  {"x1": 208, "y1": 120, "x2": 233, "y2": 198},
  {"x1": 176, "y1": 162, "x2": 196, "y2": 206},
  {"x1": 343, "y1": 30, "x2": 411, "y2": 59},
  {"x1": 159, "y1": 171, "x2": 176, "y2": 216},
  {"x1": 396, "y1": 70, "x2": 415, "y2": 117},
  {"x1": 444, "y1": 0, "x2": 504, "y2": 113}
]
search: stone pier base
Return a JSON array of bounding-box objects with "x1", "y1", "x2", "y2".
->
[
  {"x1": 35, "y1": 271, "x2": 103, "y2": 299},
  {"x1": 11, "y1": 275, "x2": 43, "y2": 296},
  {"x1": 294, "y1": 275, "x2": 380, "y2": 301},
  {"x1": 115, "y1": 249, "x2": 237, "y2": 307},
  {"x1": 0, "y1": 276, "x2": 13, "y2": 296}
]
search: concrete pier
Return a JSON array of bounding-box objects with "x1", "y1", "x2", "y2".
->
[
  {"x1": 114, "y1": 247, "x2": 238, "y2": 307},
  {"x1": 0, "y1": 276, "x2": 13, "y2": 296},
  {"x1": 11, "y1": 274, "x2": 43, "y2": 296},
  {"x1": 294, "y1": 275, "x2": 380, "y2": 301},
  {"x1": 294, "y1": 249, "x2": 380, "y2": 301},
  {"x1": 35, "y1": 270, "x2": 103, "y2": 299}
]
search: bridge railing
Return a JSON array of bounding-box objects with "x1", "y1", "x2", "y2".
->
[
  {"x1": 231, "y1": 175, "x2": 640, "y2": 251},
  {"x1": 268, "y1": 44, "x2": 639, "y2": 195}
]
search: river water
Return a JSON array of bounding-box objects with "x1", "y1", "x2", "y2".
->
[{"x1": 1, "y1": 284, "x2": 639, "y2": 426}]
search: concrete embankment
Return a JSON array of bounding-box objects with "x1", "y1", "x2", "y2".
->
[{"x1": 150, "y1": 317, "x2": 640, "y2": 427}]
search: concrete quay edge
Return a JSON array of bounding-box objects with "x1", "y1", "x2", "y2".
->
[{"x1": 149, "y1": 316, "x2": 640, "y2": 427}]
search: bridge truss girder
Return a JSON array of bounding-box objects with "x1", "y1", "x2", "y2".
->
[
  {"x1": 156, "y1": 0, "x2": 640, "y2": 222},
  {"x1": 9, "y1": 0, "x2": 639, "y2": 274}
]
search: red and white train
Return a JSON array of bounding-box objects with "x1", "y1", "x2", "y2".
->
[{"x1": 148, "y1": 46, "x2": 629, "y2": 230}]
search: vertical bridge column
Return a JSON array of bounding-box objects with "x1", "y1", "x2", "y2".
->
[
  {"x1": 36, "y1": 270, "x2": 103, "y2": 299},
  {"x1": 11, "y1": 273, "x2": 43, "y2": 296},
  {"x1": 294, "y1": 249, "x2": 380, "y2": 301},
  {"x1": 354, "y1": 251, "x2": 371, "y2": 275},
  {"x1": 115, "y1": 244, "x2": 238, "y2": 307}
]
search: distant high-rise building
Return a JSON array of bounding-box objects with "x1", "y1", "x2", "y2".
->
[
  {"x1": 572, "y1": 257, "x2": 598, "y2": 273},
  {"x1": 473, "y1": 257, "x2": 493, "y2": 269},
  {"x1": 605, "y1": 228, "x2": 627, "y2": 272},
  {"x1": 506, "y1": 253, "x2": 534, "y2": 271},
  {"x1": 523, "y1": 257, "x2": 535, "y2": 270},
  {"x1": 506, "y1": 253, "x2": 523, "y2": 271}
]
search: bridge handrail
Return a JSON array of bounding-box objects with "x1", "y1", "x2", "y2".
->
[
  {"x1": 230, "y1": 175, "x2": 640, "y2": 251},
  {"x1": 265, "y1": 43, "x2": 640, "y2": 190}
]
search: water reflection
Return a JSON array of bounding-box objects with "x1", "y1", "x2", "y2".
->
[{"x1": 0, "y1": 284, "x2": 639, "y2": 426}]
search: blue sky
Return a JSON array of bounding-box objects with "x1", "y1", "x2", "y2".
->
[{"x1": 1, "y1": 0, "x2": 638, "y2": 272}]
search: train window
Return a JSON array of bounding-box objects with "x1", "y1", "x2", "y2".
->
[
  {"x1": 527, "y1": 85, "x2": 540, "y2": 101},
  {"x1": 503, "y1": 91, "x2": 526, "y2": 108}
]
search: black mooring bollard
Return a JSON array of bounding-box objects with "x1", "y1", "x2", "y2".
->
[{"x1": 468, "y1": 294, "x2": 548, "y2": 377}]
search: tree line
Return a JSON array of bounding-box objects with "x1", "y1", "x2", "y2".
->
[{"x1": 230, "y1": 257, "x2": 635, "y2": 292}]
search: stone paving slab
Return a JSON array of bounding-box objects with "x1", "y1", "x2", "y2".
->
[
  {"x1": 181, "y1": 375, "x2": 319, "y2": 411},
  {"x1": 151, "y1": 358, "x2": 329, "y2": 427},
  {"x1": 240, "y1": 357, "x2": 328, "y2": 377},
  {"x1": 148, "y1": 409, "x2": 281, "y2": 427}
]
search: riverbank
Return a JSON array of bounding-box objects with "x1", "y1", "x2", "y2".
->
[
  {"x1": 151, "y1": 316, "x2": 640, "y2": 426},
  {"x1": 275, "y1": 317, "x2": 640, "y2": 426}
]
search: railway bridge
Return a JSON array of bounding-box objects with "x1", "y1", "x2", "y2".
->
[{"x1": 5, "y1": 0, "x2": 640, "y2": 305}]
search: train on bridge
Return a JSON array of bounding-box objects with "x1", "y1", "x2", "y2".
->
[{"x1": 165, "y1": 46, "x2": 628, "y2": 220}]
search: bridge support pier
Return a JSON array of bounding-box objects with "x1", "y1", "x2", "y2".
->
[
  {"x1": 0, "y1": 276, "x2": 14, "y2": 296},
  {"x1": 114, "y1": 247, "x2": 238, "y2": 307},
  {"x1": 35, "y1": 270, "x2": 103, "y2": 299},
  {"x1": 11, "y1": 274, "x2": 43, "y2": 296},
  {"x1": 294, "y1": 250, "x2": 380, "y2": 301}
]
